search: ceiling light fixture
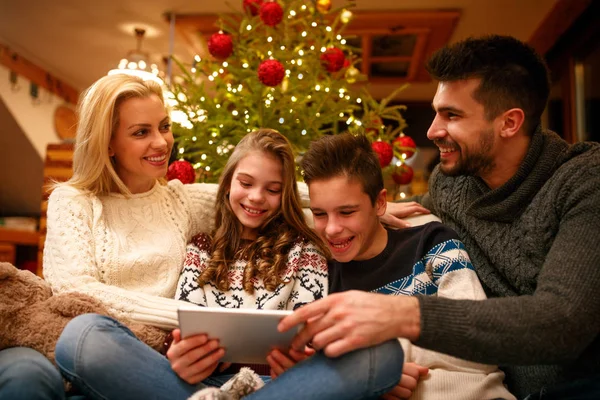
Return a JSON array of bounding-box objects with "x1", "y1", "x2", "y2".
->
[{"x1": 108, "y1": 28, "x2": 163, "y2": 85}]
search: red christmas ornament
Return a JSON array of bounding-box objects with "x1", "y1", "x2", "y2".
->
[
  {"x1": 167, "y1": 160, "x2": 196, "y2": 184},
  {"x1": 243, "y1": 0, "x2": 263, "y2": 16},
  {"x1": 208, "y1": 32, "x2": 233, "y2": 60},
  {"x1": 393, "y1": 133, "x2": 417, "y2": 159},
  {"x1": 320, "y1": 47, "x2": 346, "y2": 73},
  {"x1": 259, "y1": 2, "x2": 284, "y2": 27},
  {"x1": 258, "y1": 59, "x2": 285, "y2": 87},
  {"x1": 392, "y1": 164, "x2": 414, "y2": 185},
  {"x1": 371, "y1": 141, "x2": 393, "y2": 168},
  {"x1": 343, "y1": 58, "x2": 351, "y2": 68}
]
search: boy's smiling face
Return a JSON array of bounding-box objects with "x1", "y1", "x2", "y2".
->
[{"x1": 308, "y1": 175, "x2": 387, "y2": 262}]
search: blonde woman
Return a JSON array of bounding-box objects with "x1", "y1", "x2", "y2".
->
[{"x1": 45, "y1": 74, "x2": 222, "y2": 398}]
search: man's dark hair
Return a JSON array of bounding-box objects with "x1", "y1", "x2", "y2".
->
[
  {"x1": 426, "y1": 35, "x2": 550, "y2": 135},
  {"x1": 301, "y1": 133, "x2": 383, "y2": 205}
]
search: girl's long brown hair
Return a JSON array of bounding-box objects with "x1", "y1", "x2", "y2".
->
[{"x1": 198, "y1": 129, "x2": 328, "y2": 293}]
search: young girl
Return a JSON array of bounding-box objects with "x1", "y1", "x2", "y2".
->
[
  {"x1": 171, "y1": 129, "x2": 329, "y2": 398},
  {"x1": 176, "y1": 128, "x2": 328, "y2": 311}
]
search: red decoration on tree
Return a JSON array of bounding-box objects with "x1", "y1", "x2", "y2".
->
[
  {"x1": 371, "y1": 141, "x2": 393, "y2": 168},
  {"x1": 208, "y1": 32, "x2": 233, "y2": 59},
  {"x1": 243, "y1": 0, "x2": 263, "y2": 16},
  {"x1": 260, "y1": 2, "x2": 284, "y2": 27},
  {"x1": 393, "y1": 133, "x2": 417, "y2": 159},
  {"x1": 392, "y1": 165, "x2": 414, "y2": 185},
  {"x1": 343, "y1": 59, "x2": 351, "y2": 68},
  {"x1": 320, "y1": 47, "x2": 346, "y2": 73},
  {"x1": 258, "y1": 59, "x2": 285, "y2": 87},
  {"x1": 167, "y1": 160, "x2": 196, "y2": 184}
]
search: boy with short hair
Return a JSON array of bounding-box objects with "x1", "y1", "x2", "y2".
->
[{"x1": 269, "y1": 132, "x2": 514, "y2": 400}]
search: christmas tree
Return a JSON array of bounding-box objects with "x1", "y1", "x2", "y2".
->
[{"x1": 167, "y1": 0, "x2": 414, "y2": 183}]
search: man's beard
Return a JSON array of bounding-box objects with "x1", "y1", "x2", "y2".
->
[{"x1": 437, "y1": 128, "x2": 496, "y2": 177}]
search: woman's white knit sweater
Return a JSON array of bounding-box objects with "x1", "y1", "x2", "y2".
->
[{"x1": 43, "y1": 180, "x2": 218, "y2": 329}]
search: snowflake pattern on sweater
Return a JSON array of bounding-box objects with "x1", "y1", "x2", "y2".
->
[{"x1": 176, "y1": 233, "x2": 328, "y2": 311}]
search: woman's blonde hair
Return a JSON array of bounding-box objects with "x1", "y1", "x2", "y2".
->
[
  {"x1": 198, "y1": 128, "x2": 329, "y2": 293},
  {"x1": 63, "y1": 74, "x2": 165, "y2": 196}
]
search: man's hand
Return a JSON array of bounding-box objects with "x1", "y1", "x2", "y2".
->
[
  {"x1": 166, "y1": 329, "x2": 225, "y2": 384},
  {"x1": 266, "y1": 347, "x2": 315, "y2": 379},
  {"x1": 381, "y1": 202, "x2": 430, "y2": 229},
  {"x1": 381, "y1": 362, "x2": 429, "y2": 400},
  {"x1": 278, "y1": 291, "x2": 421, "y2": 358}
]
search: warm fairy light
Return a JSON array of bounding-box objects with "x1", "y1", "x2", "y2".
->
[
  {"x1": 315, "y1": 84, "x2": 321, "y2": 91},
  {"x1": 302, "y1": 31, "x2": 307, "y2": 37},
  {"x1": 222, "y1": 62, "x2": 228, "y2": 67},
  {"x1": 326, "y1": 26, "x2": 332, "y2": 32},
  {"x1": 312, "y1": 22, "x2": 317, "y2": 27},
  {"x1": 194, "y1": 55, "x2": 201, "y2": 62},
  {"x1": 191, "y1": 67, "x2": 197, "y2": 73},
  {"x1": 298, "y1": 73, "x2": 304, "y2": 79},
  {"x1": 242, "y1": 63, "x2": 249, "y2": 68},
  {"x1": 301, "y1": 129, "x2": 307, "y2": 135},
  {"x1": 268, "y1": 36, "x2": 273, "y2": 42},
  {"x1": 201, "y1": 154, "x2": 207, "y2": 160},
  {"x1": 298, "y1": 50, "x2": 304, "y2": 56},
  {"x1": 246, "y1": 24, "x2": 252, "y2": 30},
  {"x1": 357, "y1": 98, "x2": 362, "y2": 103},
  {"x1": 232, "y1": 110, "x2": 239, "y2": 116},
  {"x1": 179, "y1": 148, "x2": 184, "y2": 154}
]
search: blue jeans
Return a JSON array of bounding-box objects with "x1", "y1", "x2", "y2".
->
[
  {"x1": 246, "y1": 339, "x2": 404, "y2": 400},
  {"x1": 57, "y1": 314, "x2": 403, "y2": 400},
  {"x1": 56, "y1": 314, "x2": 212, "y2": 400},
  {"x1": 0, "y1": 347, "x2": 65, "y2": 400}
]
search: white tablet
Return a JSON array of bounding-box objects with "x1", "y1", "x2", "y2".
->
[{"x1": 177, "y1": 305, "x2": 296, "y2": 364}]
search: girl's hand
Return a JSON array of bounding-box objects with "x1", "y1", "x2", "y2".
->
[
  {"x1": 266, "y1": 346, "x2": 315, "y2": 379},
  {"x1": 166, "y1": 329, "x2": 225, "y2": 384}
]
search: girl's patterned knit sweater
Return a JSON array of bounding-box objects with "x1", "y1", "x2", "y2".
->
[{"x1": 176, "y1": 233, "x2": 328, "y2": 310}]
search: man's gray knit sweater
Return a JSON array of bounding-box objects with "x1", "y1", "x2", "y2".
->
[{"x1": 414, "y1": 129, "x2": 600, "y2": 398}]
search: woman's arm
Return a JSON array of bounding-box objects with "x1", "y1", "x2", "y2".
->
[{"x1": 43, "y1": 186, "x2": 194, "y2": 329}]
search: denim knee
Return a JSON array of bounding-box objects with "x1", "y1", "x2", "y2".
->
[
  {"x1": 368, "y1": 339, "x2": 404, "y2": 395},
  {"x1": 55, "y1": 313, "x2": 126, "y2": 375},
  {"x1": 0, "y1": 347, "x2": 65, "y2": 400}
]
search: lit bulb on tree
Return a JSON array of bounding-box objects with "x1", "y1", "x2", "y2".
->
[{"x1": 316, "y1": 0, "x2": 332, "y2": 14}]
